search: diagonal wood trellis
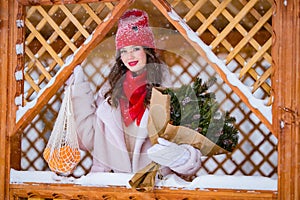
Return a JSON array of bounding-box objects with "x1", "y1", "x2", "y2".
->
[
  {"x1": 14, "y1": 0, "x2": 133, "y2": 134},
  {"x1": 14, "y1": 0, "x2": 275, "y2": 187},
  {"x1": 4, "y1": 0, "x2": 280, "y2": 199},
  {"x1": 14, "y1": 0, "x2": 274, "y2": 136},
  {"x1": 156, "y1": 0, "x2": 273, "y2": 132}
]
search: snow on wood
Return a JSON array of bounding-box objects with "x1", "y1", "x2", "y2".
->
[
  {"x1": 103, "y1": 13, "x2": 111, "y2": 23},
  {"x1": 15, "y1": 43, "x2": 24, "y2": 55},
  {"x1": 15, "y1": 70, "x2": 23, "y2": 81},
  {"x1": 16, "y1": 54, "x2": 75, "y2": 122},
  {"x1": 16, "y1": 19, "x2": 24, "y2": 28},
  {"x1": 10, "y1": 169, "x2": 277, "y2": 191},
  {"x1": 14, "y1": 95, "x2": 23, "y2": 106},
  {"x1": 83, "y1": 32, "x2": 93, "y2": 45},
  {"x1": 16, "y1": 98, "x2": 37, "y2": 122}
]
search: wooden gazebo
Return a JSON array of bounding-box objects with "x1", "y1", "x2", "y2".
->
[{"x1": 0, "y1": 0, "x2": 299, "y2": 199}]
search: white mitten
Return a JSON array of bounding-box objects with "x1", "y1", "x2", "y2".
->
[{"x1": 147, "y1": 138, "x2": 190, "y2": 169}]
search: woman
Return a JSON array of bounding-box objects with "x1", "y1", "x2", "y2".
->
[{"x1": 70, "y1": 9, "x2": 202, "y2": 179}]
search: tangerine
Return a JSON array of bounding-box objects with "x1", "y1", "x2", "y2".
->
[{"x1": 43, "y1": 145, "x2": 80, "y2": 173}]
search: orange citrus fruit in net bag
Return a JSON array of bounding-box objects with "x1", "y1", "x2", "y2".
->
[{"x1": 43, "y1": 145, "x2": 80, "y2": 174}]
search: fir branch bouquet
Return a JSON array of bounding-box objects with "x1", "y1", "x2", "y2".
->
[
  {"x1": 129, "y1": 77, "x2": 239, "y2": 191},
  {"x1": 162, "y1": 77, "x2": 239, "y2": 152}
]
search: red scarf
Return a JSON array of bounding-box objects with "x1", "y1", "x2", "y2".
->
[{"x1": 120, "y1": 71, "x2": 147, "y2": 126}]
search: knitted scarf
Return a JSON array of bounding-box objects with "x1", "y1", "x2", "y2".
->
[{"x1": 120, "y1": 70, "x2": 147, "y2": 127}]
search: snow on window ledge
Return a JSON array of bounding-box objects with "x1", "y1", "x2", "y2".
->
[{"x1": 10, "y1": 169, "x2": 277, "y2": 191}]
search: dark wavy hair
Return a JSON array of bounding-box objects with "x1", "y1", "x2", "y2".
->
[{"x1": 104, "y1": 47, "x2": 165, "y2": 108}]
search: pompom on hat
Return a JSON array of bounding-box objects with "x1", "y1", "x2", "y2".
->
[{"x1": 115, "y1": 9, "x2": 155, "y2": 50}]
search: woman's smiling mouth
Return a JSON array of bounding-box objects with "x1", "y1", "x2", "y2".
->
[{"x1": 128, "y1": 61, "x2": 138, "y2": 67}]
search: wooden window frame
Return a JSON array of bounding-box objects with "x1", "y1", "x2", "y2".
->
[{"x1": 1, "y1": 0, "x2": 299, "y2": 199}]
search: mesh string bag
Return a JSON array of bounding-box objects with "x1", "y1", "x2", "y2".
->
[{"x1": 43, "y1": 85, "x2": 81, "y2": 174}]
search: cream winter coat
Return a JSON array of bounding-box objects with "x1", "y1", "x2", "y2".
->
[{"x1": 71, "y1": 76, "x2": 201, "y2": 176}]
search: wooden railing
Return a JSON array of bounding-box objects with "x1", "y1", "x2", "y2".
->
[{"x1": 10, "y1": 183, "x2": 278, "y2": 200}]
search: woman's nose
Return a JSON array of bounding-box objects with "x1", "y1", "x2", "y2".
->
[{"x1": 126, "y1": 51, "x2": 134, "y2": 58}]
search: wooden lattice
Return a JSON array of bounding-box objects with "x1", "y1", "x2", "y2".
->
[
  {"x1": 22, "y1": 49, "x2": 278, "y2": 178},
  {"x1": 167, "y1": 0, "x2": 272, "y2": 92},
  {"x1": 20, "y1": 1, "x2": 124, "y2": 175},
  {"x1": 24, "y1": 2, "x2": 117, "y2": 103},
  {"x1": 151, "y1": 0, "x2": 273, "y2": 132},
  {"x1": 159, "y1": 50, "x2": 277, "y2": 177},
  {"x1": 17, "y1": 0, "x2": 276, "y2": 190}
]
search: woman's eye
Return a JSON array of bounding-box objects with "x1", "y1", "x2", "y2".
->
[
  {"x1": 120, "y1": 50, "x2": 127, "y2": 54},
  {"x1": 120, "y1": 46, "x2": 142, "y2": 55}
]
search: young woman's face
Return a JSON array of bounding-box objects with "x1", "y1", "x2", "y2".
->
[{"x1": 120, "y1": 45, "x2": 147, "y2": 73}]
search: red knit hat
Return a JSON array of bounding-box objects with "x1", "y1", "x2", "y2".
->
[{"x1": 115, "y1": 9, "x2": 155, "y2": 50}]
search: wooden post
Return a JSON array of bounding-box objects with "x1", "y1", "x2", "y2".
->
[
  {"x1": 0, "y1": 0, "x2": 9, "y2": 198},
  {"x1": 0, "y1": 0, "x2": 20, "y2": 199},
  {"x1": 272, "y1": 0, "x2": 300, "y2": 199}
]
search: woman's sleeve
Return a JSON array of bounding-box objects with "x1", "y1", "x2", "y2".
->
[
  {"x1": 161, "y1": 63, "x2": 172, "y2": 87},
  {"x1": 71, "y1": 82, "x2": 98, "y2": 151}
]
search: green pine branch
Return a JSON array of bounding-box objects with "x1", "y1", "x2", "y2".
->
[{"x1": 162, "y1": 77, "x2": 239, "y2": 152}]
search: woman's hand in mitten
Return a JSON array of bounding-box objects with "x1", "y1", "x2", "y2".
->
[{"x1": 147, "y1": 138, "x2": 202, "y2": 175}]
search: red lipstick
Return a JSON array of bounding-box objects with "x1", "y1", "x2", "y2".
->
[{"x1": 128, "y1": 61, "x2": 138, "y2": 66}]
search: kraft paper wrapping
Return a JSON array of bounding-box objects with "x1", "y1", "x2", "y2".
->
[{"x1": 129, "y1": 87, "x2": 227, "y2": 191}]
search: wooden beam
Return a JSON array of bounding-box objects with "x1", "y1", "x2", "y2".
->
[
  {"x1": 0, "y1": 0, "x2": 21, "y2": 199},
  {"x1": 17, "y1": 0, "x2": 118, "y2": 6},
  {"x1": 151, "y1": 0, "x2": 274, "y2": 134},
  {"x1": 9, "y1": 0, "x2": 23, "y2": 176},
  {"x1": 0, "y1": 0, "x2": 10, "y2": 198},
  {"x1": 14, "y1": 0, "x2": 133, "y2": 136},
  {"x1": 272, "y1": 0, "x2": 300, "y2": 199},
  {"x1": 10, "y1": 183, "x2": 278, "y2": 200},
  {"x1": 10, "y1": 3, "x2": 25, "y2": 171}
]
